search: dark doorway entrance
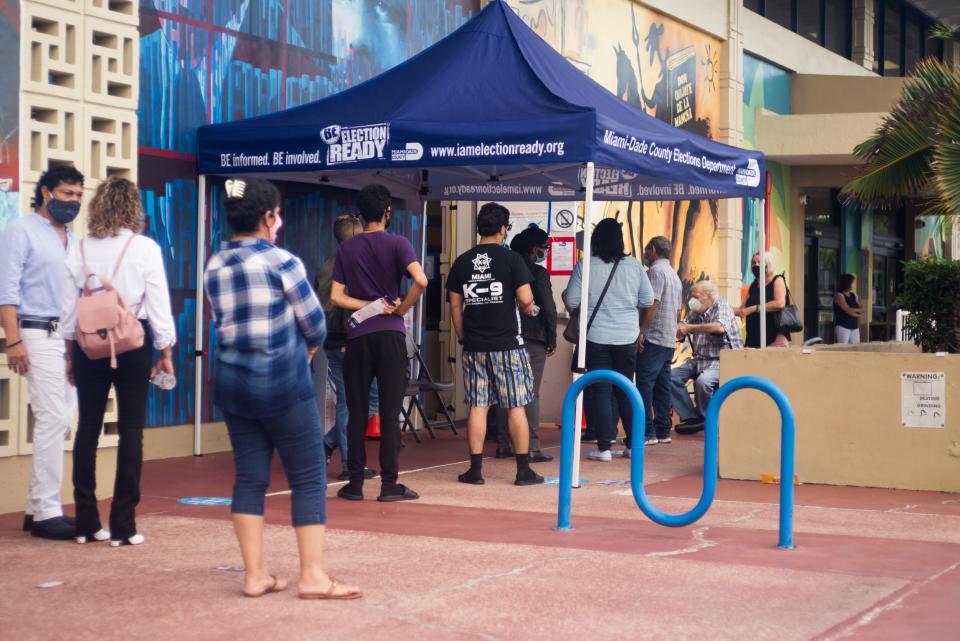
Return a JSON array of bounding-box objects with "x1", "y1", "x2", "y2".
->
[{"x1": 803, "y1": 188, "x2": 841, "y2": 343}]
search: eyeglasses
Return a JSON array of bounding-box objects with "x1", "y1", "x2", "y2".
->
[{"x1": 506, "y1": 223, "x2": 513, "y2": 231}]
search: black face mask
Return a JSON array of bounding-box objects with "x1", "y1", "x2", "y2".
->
[
  {"x1": 47, "y1": 198, "x2": 81, "y2": 225},
  {"x1": 751, "y1": 265, "x2": 761, "y2": 279}
]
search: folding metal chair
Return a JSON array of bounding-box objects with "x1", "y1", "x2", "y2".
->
[{"x1": 399, "y1": 335, "x2": 458, "y2": 443}]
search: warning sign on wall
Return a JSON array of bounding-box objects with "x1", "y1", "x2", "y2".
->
[{"x1": 900, "y1": 372, "x2": 946, "y2": 428}]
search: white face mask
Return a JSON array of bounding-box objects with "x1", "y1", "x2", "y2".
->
[{"x1": 688, "y1": 297, "x2": 704, "y2": 313}]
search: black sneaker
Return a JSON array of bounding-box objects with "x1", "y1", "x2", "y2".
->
[
  {"x1": 337, "y1": 485, "x2": 364, "y2": 501},
  {"x1": 675, "y1": 419, "x2": 705, "y2": 435},
  {"x1": 457, "y1": 471, "x2": 485, "y2": 485},
  {"x1": 31, "y1": 516, "x2": 76, "y2": 540},
  {"x1": 377, "y1": 484, "x2": 419, "y2": 502},
  {"x1": 23, "y1": 514, "x2": 74, "y2": 532},
  {"x1": 494, "y1": 447, "x2": 514, "y2": 459},
  {"x1": 529, "y1": 451, "x2": 554, "y2": 463},
  {"x1": 337, "y1": 469, "x2": 378, "y2": 481},
  {"x1": 515, "y1": 470, "x2": 545, "y2": 486}
]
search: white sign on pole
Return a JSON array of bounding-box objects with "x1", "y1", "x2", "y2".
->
[{"x1": 900, "y1": 372, "x2": 946, "y2": 428}]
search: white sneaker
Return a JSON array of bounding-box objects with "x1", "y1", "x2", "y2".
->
[
  {"x1": 622, "y1": 448, "x2": 630, "y2": 459},
  {"x1": 587, "y1": 449, "x2": 612, "y2": 462},
  {"x1": 110, "y1": 533, "x2": 145, "y2": 547},
  {"x1": 658, "y1": 437, "x2": 673, "y2": 444},
  {"x1": 76, "y1": 528, "x2": 110, "y2": 544},
  {"x1": 644, "y1": 438, "x2": 659, "y2": 446}
]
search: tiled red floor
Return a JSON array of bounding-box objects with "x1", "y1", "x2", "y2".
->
[{"x1": 2, "y1": 427, "x2": 958, "y2": 640}]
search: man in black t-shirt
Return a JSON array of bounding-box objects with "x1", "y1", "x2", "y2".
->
[{"x1": 447, "y1": 203, "x2": 544, "y2": 487}]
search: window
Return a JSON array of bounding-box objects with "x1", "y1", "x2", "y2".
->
[
  {"x1": 804, "y1": 188, "x2": 841, "y2": 227},
  {"x1": 883, "y1": 3, "x2": 902, "y2": 76},
  {"x1": 798, "y1": 0, "x2": 822, "y2": 44},
  {"x1": 744, "y1": 0, "x2": 854, "y2": 60},
  {"x1": 824, "y1": 0, "x2": 851, "y2": 57},
  {"x1": 874, "y1": 1, "x2": 942, "y2": 77},
  {"x1": 904, "y1": 15, "x2": 921, "y2": 73},
  {"x1": 765, "y1": 0, "x2": 795, "y2": 30},
  {"x1": 873, "y1": 0, "x2": 882, "y2": 74}
]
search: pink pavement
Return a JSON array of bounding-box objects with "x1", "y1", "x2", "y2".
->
[{"x1": 1, "y1": 429, "x2": 958, "y2": 641}]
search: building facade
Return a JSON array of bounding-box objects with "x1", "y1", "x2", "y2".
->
[{"x1": 1, "y1": 0, "x2": 959, "y2": 462}]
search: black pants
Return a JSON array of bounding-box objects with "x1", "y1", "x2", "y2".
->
[
  {"x1": 72, "y1": 325, "x2": 152, "y2": 539},
  {"x1": 585, "y1": 340, "x2": 637, "y2": 450},
  {"x1": 343, "y1": 331, "x2": 407, "y2": 488}
]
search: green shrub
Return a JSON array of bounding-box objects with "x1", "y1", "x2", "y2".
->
[{"x1": 897, "y1": 259, "x2": 960, "y2": 353}]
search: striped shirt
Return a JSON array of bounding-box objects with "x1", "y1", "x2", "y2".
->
[
  {"x1": 687, "y1": 298, "x2": 743, "y2": 368},
  {"x1": 204, "y1": 238, "x2": 325, "y2": 418},
  {"x1": 645, "y1": 258, "x2": 683, "y2": 348}
]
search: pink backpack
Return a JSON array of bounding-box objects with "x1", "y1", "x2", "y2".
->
[{"x1": 75, "y1": 234, "x2": 145, "y2": 368}]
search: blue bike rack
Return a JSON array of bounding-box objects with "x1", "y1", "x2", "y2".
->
[{"x1": 557, "y1": 370, "x2": 796, "y2": 550}]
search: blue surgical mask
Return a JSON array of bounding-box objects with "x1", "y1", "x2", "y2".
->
[
  {"x1": 535, "y1": 249, "x2": 547, "y2": 264},
  {"x1": 47, "y1": 198, "x2": 81, "y2": 224}
]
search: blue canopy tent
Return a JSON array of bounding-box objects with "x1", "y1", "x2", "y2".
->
[{"x1": 194, "y1": 0, "x2": 769, "y2": 472}]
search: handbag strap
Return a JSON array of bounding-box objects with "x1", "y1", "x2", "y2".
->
[{"x1": 585, "y1": 257, "x2": 621, "y2": 332}]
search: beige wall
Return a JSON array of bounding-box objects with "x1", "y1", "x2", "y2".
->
[
  {"x1": 0, "y1": 422, "x2": 231, "y2": 516},
  {"x1": 718, "y1": 348, "x2": 960, "y2": 492}
]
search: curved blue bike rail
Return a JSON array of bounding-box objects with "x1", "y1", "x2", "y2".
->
[{"x1": 557, "y1": 370, "x2": 796, "y2": 550}]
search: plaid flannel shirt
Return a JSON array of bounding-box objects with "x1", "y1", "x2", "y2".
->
[
  {"x1": 687, "y1": 298, "x2": 742, "y2": 369},
  {"x1": 204, "y1": 238, "x2": 326, "y2": 417}
]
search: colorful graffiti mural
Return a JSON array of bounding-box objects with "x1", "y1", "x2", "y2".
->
[
  {"x1": 741, "y1": 54, "x2": 791, "y2": 289},
  {"x1": 0, "y1": 0, "x2": 18, "y2": 232},
  {"x1": 138, "y1": 0, "x2": 476, "y2": 426},
  {"x1": 506, "y1": 0, "x2": 723, "y2": 285}
]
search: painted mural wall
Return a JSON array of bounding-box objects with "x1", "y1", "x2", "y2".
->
[
  {"x1": 138, "y1": 0, "x2": 476, "y2": 426},
  {"x1": 506, "y1": 0, "x2": 723, "y2": 285},
  {"x1": 0, "y1": 1, "x2": 17, "y2": 231},
  {"x1": 741, "y1": 53, "x2": 791, "y2": 291}
]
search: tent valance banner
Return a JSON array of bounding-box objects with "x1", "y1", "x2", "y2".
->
[{"x1": 197, "y1": 1, "x2": 764, "y2": 202}]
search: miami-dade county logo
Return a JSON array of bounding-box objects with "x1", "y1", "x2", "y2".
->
[
  {"x1": 736, "y1": 158, "x2": 761, "y2": 188},
  {"x1": 391, "y1": 142, "x2": 423, "y2": 162},
  {"x1": 472, "y1": 252, "x2": 492, "y2": 273},
  {"x1": 320, "y1": 123, "x2": 389, "y2": 166}
]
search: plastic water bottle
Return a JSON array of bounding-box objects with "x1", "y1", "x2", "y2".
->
[
  {"x1": 150, "y1": 371, "x2": 177, "y2": 390},
  {"x1": 530, "y1": 304, "x2": 540, "y2": 317}
]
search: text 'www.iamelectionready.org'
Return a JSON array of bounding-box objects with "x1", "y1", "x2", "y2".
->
[{"x1": 430, "y1": 140, "x2": 566, "y2": 159}]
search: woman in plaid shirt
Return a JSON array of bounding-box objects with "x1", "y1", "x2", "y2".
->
[{"x1": 204, "y1": 177, "x2": 361, "y2": 600}]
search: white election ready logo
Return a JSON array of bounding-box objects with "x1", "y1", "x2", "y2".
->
[
  {"x1": 736, "y1": 158, "x2": 761, "y2": 188},
  {"x1": 392, "y1": 142, "x2": 423, "y2": 162},
  {"x1": 321, "y1": 123, "x2": 389, "y2": 166}
]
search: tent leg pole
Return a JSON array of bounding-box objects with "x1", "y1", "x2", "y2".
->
[
  {"x1": 758, "y1": 196, "x2": 767, "y2": 350},
  {"x1": 194, "y1": 175, "x2": 208, "y2": 456},
  {"x1": 572, "y1": 162, "x2": 595, "y2": 488}
]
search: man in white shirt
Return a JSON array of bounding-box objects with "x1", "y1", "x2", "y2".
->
[{"x1": 0, "y1": 166, "x2": 84, "y2": 540}]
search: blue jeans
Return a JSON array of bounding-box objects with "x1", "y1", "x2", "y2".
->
[
  {"x1": 585, "y1": 341, "x2": 637, "y2": 451},
  {"x1": 324, "y1": 347, "x2": 379, "y2": 469},
  {"x1": 671, "y1": 361, "x2": 720, "y2": 422},
  {"x1": 224, "y1": 397, "x2": 327, "y2": 527},
  {"x1": 635, "y1": 341, "x2": 674, "y2": 440}
]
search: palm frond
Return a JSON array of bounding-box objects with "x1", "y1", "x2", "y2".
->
[
  {"x1": 843, "y1": 61, "x2": 960, "y2": 208},
  {"x1": 929, "y1": 23, "x2": 960, "y2": 43},
  {"x1": 842, "y1": 117, "x2": 936, "y2": 206},
  {"x1": 931, "y1": 89, "x2": 960, "y2": 216}
]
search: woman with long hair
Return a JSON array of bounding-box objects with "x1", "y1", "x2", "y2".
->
[
  {"x1": 204, "y1": 177, "x2": 360, "y2": 599},
  {"x1": 60, "y1": 176, "x2": 176, "y2": 546},
  {"x1": 834, "y1": 273, "x2": 863, "y2": 344},
  {"x1": 563, "y1": 218, "x2": 654, "y2": 460}
]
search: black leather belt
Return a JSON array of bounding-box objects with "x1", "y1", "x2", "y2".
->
[{"x1": 19, "y1": 318, "x2": 59, "y2": 332}]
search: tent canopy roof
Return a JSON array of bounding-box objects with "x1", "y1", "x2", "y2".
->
[{"x1": 197, "y1": 0, "x2": 764, "y2": 201}]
